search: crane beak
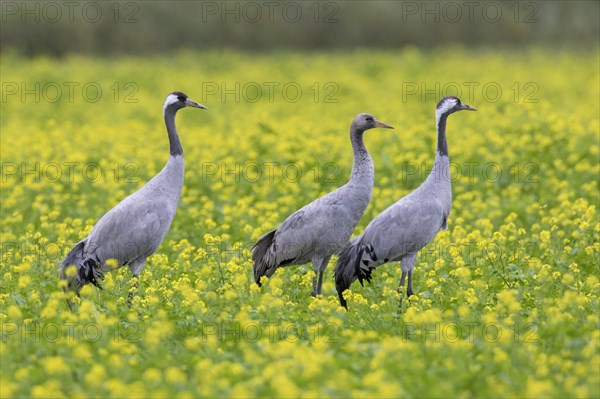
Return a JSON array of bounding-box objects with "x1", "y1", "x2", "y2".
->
[
  {"x1": 186, "y1": 99, "x2": 207, "y2": 110},
  {"x1": 460, "y1": 103, "x2": 477, "y2": 111},
  {"x1": 374, "y1": 120, "x2": 394, "y2": 129}
]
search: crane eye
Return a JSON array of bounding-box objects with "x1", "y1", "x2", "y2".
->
[
  {"x1": 366, "y1": 117, "x2": 373, "y2": 122},
  {"x1": 177, "y1": 96, "x2": 186, "y2": 102}
]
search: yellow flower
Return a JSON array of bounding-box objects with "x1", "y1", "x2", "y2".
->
[
  {"x1": 526, "y1": 376, "x2": 553, "y2": 398},
  {"x1": 106, "y1": 258, "x2": 119, "y2": 270},
  {"x1": 165, "y1": 367, "x2": 187, "y2": 384},
  {"x1": 41, "y1": 356, "x2": 68, "y2": 375},
  {"x1": 63, "y1": 265, "x2": 77, "y2": 278},
  {"x1": 31, "y1": 380, "x2": 65, "y2": 398},
  {"x1": 84, "y1": 364, "x2": 106, "y2": 387},
  {"x1": 493, "y1": 347, "x2": 508, "y2": 363},
  {"x1": 562, "y1": 272, "x2": 578, "y2": 288},
  {"x1": 465, "y1": 288, "x2": 478, "y2": 305},
  {"x1": 6, "y1": 305, "x2": 22, "y2": 320},
  {"x1": 497, "y1": 289, "x2": 521, "y2": 314},
  {"x1": 17, "y1": 275, "x2": 31, "y2": 289}
]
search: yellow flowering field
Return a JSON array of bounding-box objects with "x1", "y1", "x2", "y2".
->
[{"x1": 1, "y1": 48, "x2": 598, "y2": 398}]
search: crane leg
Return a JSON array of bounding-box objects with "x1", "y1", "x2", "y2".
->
[
  {"x1": 315, "y1": 256, "x2": 331, "y2": 296},
  {"x1": 316, "y1": 271, "x2": 324, "y2": 295},
  {"x1": 311, "y1": 275, "x2": 318, "y2": 297},
  {"x1": 311, "y1": 256, "x2": 331, "y2": 297},
  {"x1": 398, "y1": 253, "x2": 417, "y2": 312},
  {"x1": 407, "y1": 270, "x2": 414, "y2": 297},
  {"x1": 65, "y1": 295, "x2": 75, "y2": 311},
  {"x1": 398, "y1": 271, "x2": 407, "y2": 312},
  {"x1": 127, "y1": 258, "x2": 146, "y2": 306},
  {"x1": 127, "y1": 276, "x2": 139, "y2": 306}
]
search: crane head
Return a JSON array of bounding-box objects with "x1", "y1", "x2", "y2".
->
[
  {"x1": 163, "y1": 91, "x2": 207, "y2": 113},
  {"x1": 436, "y1": 96, "x2": 477, "y2": 116},
  {"x1": 351, "y1": 113, "x2": 394, "y2": 132}
]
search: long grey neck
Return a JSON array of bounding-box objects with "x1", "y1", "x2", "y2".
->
[
  {"x1": 426, "y1": 112, "x2": 450, "y2": 185},
  {"x1": 164, "y1": 106, "x2": 183, "y2": 156},
  {"x1": 349, "y1": 127, "x2": 373, "y2": 184},
  {"x1": 436, "y1": 112, "x2": 448, "y2": 157}
]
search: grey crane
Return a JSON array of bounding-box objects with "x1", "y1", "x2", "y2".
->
[
  {"x1": 335, "y1": 96, "x2": 476, "y2": 309},
  {"x1": 252, "y1": 113, "x2": 394, "y2": 296},
  {"x1": 60, "y1": 92, "x2": 206, "y2": 301}
]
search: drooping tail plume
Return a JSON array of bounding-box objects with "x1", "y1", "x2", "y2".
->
[
  {"x1": 60, "y1": 240, "x2": 103, "y2": 292},
  {"x1": 251, "y1": 229, "x2": 276, "y2": 286},
  {"x1": 335, "y1": 237, "x2": 381, "y2": 308},
  {"x1": 335, "y1": 238, "x2": 364, "y2": 308}
]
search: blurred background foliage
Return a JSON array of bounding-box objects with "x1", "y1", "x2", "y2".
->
[{"x1": 1, "y1": 0, "x2": 598, "y2": 56}]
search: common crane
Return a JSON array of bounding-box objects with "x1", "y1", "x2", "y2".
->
[{"x1": 60, "y1": 92, "x2": 206, "y2": 304}]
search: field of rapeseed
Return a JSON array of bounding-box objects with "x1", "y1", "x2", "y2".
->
[{"x1": 1, "y1": 48, "x2": 598, "y2": 397}]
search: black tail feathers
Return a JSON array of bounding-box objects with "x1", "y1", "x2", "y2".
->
[
  {"x1": 335, "y1": 240, "x2": 379, "y2": 308},
  {"x1": 335, "y1": 241, "x2": 362, "y2": 308},
  {"x1": 251, "y1": 229, "x2": 276, "y2": 286},
  {"x1": 60, "y1": 241, "x2": 104, "y2": 291},
  {"x1": 80, "y1": 258, "x2": 104, "y2": 289}
]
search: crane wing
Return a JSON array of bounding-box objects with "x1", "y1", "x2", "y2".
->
[
  {"x1": 270, "y1": 193, "x2": 352, "y2": 264},
  {"x1": 361, "y1": 195, "x2": 446, "y2": 260},
  {"x1": 84, "y1": 195, "x2": 176, "y2": 266}
]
